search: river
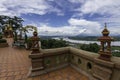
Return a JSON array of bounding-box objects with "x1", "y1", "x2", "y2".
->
[{"x1": 52, "y1": 37, "x2": 120, "y2": 46}]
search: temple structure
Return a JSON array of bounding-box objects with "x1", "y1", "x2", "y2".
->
[{"x1": 98, "y1": 23, "x2": 113, "y2": 61}]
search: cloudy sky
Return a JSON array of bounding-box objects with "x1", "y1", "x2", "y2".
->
[{"x1": 0, "y1": 0, "x2": 120, "y2": 36}]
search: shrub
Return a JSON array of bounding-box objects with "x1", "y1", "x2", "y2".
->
[
  {"x1": 41, "y1": 39, "x2": 69, "y2": 49},
  {"x1": 25, "y1": 38, "x2": 68, "y2": 49},
  {"x1": 0, "y1": 35, "x2": 2, "y2": 39},
  {"x1": 80, "y1": 43, "x2": 99, "y2": 53},
  {"x1": 0, "y1": 33, "x2": 2, "y2": 39},
  {"x1": 112, "y1": 52, "x2": 120, "y2": 57},
  {"x1": 0, "y1": 39, "x2": 7, "y2": 43}
]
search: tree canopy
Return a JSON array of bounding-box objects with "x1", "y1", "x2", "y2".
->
[
  {"x1": 41, "y1": 39, "x2": 69, "y2": 49},
  {"x1": 80, "y1": 43, "x2": 100, "y2": 53},
  {"x1": 0, "y1": 15, "x2": 23, "y2": 32}
]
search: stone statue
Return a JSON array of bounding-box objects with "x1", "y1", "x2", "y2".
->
[{"x1": 31, "y1": 31, "x2": 41, "y2": 54}]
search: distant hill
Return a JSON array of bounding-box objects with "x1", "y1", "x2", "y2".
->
[
  {"x1": 112, "y1": 36, "x2": 120, "y2": 41},
  {"x1": 68, "y1": 36, "x2": 98, "y2": 41},
  {"x1": 69, "y1": 36, "x2": 120, "y2": 41}
]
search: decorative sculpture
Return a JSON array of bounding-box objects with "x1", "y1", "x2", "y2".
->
[
  {"x1": 29, "y1": 31, "x2": 44, "y2": 76},
  {"x1": 31, "y1": 31, "x2": 41, "y2": 54},
  {"x1": 98, "y1": 23, "x2": 113, "y2": 61}
]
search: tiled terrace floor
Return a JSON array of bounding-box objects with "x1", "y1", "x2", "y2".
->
[
  {"x1": 27, "y1": 67, "x2": 89, "y2": 80},
  {"x1": 0, "y1": 38, "x2": 31, "y2": 80},
  {"x1": 0, "y1": 38, "x2": 89, "y2": 80}
]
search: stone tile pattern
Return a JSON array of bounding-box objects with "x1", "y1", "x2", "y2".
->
[{"x1": 0, "y1": 38, "x2": 88, "y2": 80}]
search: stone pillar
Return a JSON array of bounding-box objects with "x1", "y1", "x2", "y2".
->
[
  {"x1": 107, "y1": 42, "x2": 111, "y2": 51},
  {"x1": 93, "y1": 58, "x2": 114, "y2": 80}
]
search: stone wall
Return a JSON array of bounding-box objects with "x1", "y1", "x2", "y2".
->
[
  {"x1": 0, "y1": 43, "x2": 9, "y2": 47},
  {"x1": 29, "y1": 47, "x2": 120, "y2": 80}
]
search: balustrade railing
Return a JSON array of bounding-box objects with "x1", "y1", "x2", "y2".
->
[{"x1": 29, "y1": 47, "x2": 120, "y2": 80}]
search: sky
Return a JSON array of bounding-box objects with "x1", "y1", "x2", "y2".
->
[{"x1": 0, "y1": 0, "x2": 120, "y2": 36}]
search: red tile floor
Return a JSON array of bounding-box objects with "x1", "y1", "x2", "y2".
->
[
  {"x1": 0, "y1": 38, "x2": 31, "y2": 80},
  {"x1": 27, "y1": 67, "x2": 89, "y2": 80},
  {"x1": 0, "y1": 38, "x2": 89, "y2": 80}
]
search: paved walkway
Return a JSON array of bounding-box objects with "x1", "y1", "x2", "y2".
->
[
  {"x1": 0, "y1": 38, "x2": 31, "y2": 80},
  {"x1": 0, "y1": 38, "x2": 89, "y2": 80}
]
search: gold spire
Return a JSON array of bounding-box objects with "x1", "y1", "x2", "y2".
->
[
  {"x1": 105, "y1": 23, "x2": 107, "y2": 29},
  {"x1": 102, "y1": 23, "x2": 109, "y2": 36}
]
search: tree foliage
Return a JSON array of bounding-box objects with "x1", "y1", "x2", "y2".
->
[
  {"x1": 0, "y1": 15, "x2": 23, "y2": 32},
  {"x1": 41, "y1": 39, "x2": 69, "y2": 49},
  {"x1": 80, "y1": 43, "x2": 99, "y2": 53},
  {"x1": 112, "y1": 52, "x2": 120, "y2": 57}
]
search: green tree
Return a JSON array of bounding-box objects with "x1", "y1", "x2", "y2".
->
[
  {"x1": 80, "y1": 43, "x2": 99, "y2": 53},
  {"x1": 41, "y1": 39, "x2": 69, "y2": 49},
  {"x1": 0, "y1": 15, "x2": 9, "y2": 32},
  {"x1": 7, "y1": 16, "x2": 23, "y2": 31},
  {"x1": 0, "y1": 15, "x2": 24, "y2": 38}
]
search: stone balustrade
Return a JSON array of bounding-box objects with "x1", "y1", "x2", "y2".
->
[
  {"x1": 0, "y1": 43, "x2": 9, "y2": 47},
  {"x1": 29, "y1": 47, "x2": 120, "y2": 80}
]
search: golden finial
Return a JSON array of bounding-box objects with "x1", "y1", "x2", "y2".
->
[{"x1": 102, "y1": 23, "x2": 109, "y2": 36}]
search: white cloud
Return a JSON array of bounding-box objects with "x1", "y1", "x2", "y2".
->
[
  {"x1": 68, "y1": 18, "x2": 102, "y2": 35},
  {"x1": 32, "y1": 18, "x2": 102, "y2": 36},
  {"x1": 71, "y1": 0, "x2": 120, "y2": 29},
  {"x1": 25, "y1": 18, "x2": 119, "y2": 36},
  {"x1": 0, "y1": 0, "x2": 62, "y2": 16},
  {"x1": 68, "y1": 0, "x2": 85, "y2": 3},
  {"x1": 72, "y1": 0, "x2": 120, "y2": 36},
  {"x1": 109, "y1": 26, "x2": 120, "y2": 35},
  {"x1": 73, "y1": 0, "x2": 120, "y2": 26},
  {"x1": 81, "y1": 0, "x2": 112, "y2": 14},
  {"x1": 68, "y1": 18, "x2": 100, "y2": 26},
  {"x1": 37, "y1": 24, "x2": 85, "y2": 36},
  {"x1": 79, "y1": 0, "x2": 120, "y2": 16}
]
